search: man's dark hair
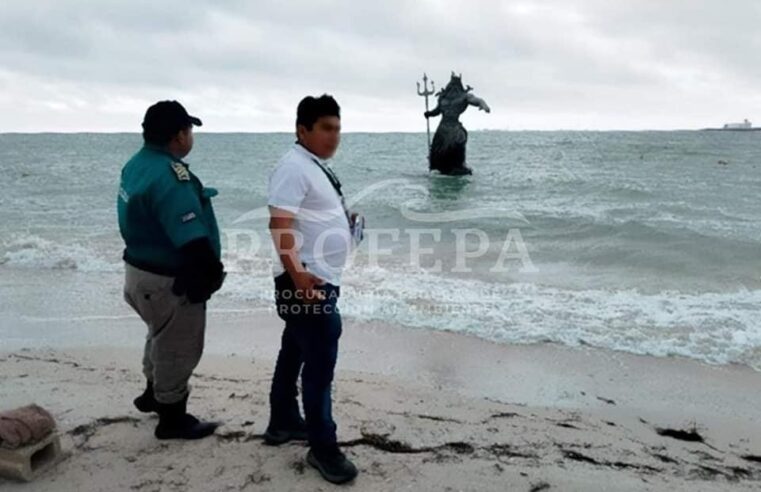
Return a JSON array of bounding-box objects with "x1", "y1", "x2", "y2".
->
[{"x1": 296, "y1": 94, "x2": 340, "y2": 131}]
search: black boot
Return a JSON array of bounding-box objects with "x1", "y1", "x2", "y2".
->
[
  {"x1": 133, "y1": 380, "x2": 159, "y2": 413},
  {"x1": 307, "y1": 446, "x2": 358, "y2": 484},
  {"x1": 154, "y1": 397, "x2": 219, "y2": 440},
  {"x1": 263, "y1": 416, "x2": 308, "y2": 445}
]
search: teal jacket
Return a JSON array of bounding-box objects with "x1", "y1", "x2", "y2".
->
[{"x1": 117, "y1": 145, "x2": 220, "y2": 273}]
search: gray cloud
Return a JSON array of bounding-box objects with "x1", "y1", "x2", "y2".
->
[{"x1": 1, "y1": 0, "x2": 759, "y2": 131}]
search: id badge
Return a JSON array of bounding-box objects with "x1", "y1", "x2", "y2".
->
[{"x1": 351, "y1": 215, "x2": 365, "y2": 246}]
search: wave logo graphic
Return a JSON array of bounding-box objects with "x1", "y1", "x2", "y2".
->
[
  {"x1": 226, "y1": 178, "x2": 536, "y2": 274},
  {"x1": 233, "y1": 178, "x2": 530, "y2": 225}
]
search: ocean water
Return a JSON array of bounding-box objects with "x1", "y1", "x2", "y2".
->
[{"x1": 1, "y1": 131, "x2": 760, "y2": 369}]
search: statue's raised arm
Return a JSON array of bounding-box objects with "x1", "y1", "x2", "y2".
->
[{"x1": 467, "y1": 93, "x2": 491, "y2": 113}]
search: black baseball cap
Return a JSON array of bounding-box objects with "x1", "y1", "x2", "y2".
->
[{"x1": 142, "y1": 100, "x2": 202, "y2": 142}]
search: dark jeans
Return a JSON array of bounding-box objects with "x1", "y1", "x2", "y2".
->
[{"x1": 269, "y1": 272, "x2": 342, "y2": 449}]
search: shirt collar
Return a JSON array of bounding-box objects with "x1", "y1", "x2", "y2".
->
[{"x1": 294, "y1": 142, "x2": 329, "y2": 167}]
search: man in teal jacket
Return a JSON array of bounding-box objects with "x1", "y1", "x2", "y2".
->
[{"x1": 118, "y1": 100, "x2": 225, "y2": 440}]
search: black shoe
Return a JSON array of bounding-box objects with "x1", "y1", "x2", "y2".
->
[
  {"x1": 263, "y1": 418, "x2": 308, "y2": 445},
  {"x1": 154, "y1": 398, "x2": 219, "y2": 440},
  {"x1": 307, "y1": 447, "x2": 358, "y2": 485},
  {"x1": 133, "y1": 380, "x2": 159, "y2": 413}
]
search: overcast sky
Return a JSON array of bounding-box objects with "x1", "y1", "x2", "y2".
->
[{"x1": 1, "y1": 0, "x2": 760, "y2": 132}]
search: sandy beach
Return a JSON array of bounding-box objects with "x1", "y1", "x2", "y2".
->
[{"x1": 2, "y1": 309, "x2": 761, "y2": 491}]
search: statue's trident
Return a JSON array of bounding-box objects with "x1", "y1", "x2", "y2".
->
[{"x1": 417, "y1": 73, "x2": 435, "y2": 153}]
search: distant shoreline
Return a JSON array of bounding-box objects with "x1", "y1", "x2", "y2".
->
[{"x1": 701, "y1": 127, "x2": 761, "y2": 132}]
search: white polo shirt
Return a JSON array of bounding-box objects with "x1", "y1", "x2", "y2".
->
[{"x1": 268, "y1": 143, "x2": 352, "y2": 286}]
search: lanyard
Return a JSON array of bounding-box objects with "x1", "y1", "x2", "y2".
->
[{"x1": 309, "y1": 156, "x2": 352, "y2": 228}]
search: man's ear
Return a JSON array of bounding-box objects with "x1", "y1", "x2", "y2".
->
[
  {"x1": 296, "y1": 124, "x2": 306, "y2": 141},
  {"x1": 175, "y1": 128, "x2": 190, "y2": 145}
]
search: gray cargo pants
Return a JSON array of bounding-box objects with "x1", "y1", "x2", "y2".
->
[{"x1": 123, "y1": 263, "x2": 206, "y2": 404}]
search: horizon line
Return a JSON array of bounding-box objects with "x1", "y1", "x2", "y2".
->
[{"x1": 0, "y1": 128, "x2": 723, "y2": 135}]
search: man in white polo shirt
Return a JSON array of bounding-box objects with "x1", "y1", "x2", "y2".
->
[{"x1": 264, "y1": 95, "x2": 361, "y2": 485}]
